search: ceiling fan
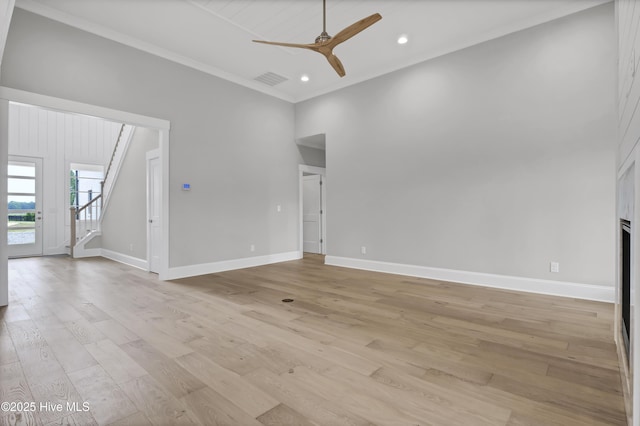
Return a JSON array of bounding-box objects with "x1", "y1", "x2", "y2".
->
[{"x1": 252, "y1": 0, "x2": 382, "y2": 77}]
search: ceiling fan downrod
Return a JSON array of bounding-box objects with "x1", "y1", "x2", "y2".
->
[{"x1": 315, "y1": 0, "x2": 331, "y2": 44}]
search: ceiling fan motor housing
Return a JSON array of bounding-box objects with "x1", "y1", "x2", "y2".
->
[{"x1": 315, "y1": 31, "x2": 332, "y2": 44}]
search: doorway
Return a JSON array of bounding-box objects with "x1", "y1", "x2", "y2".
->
[
  {"x1": 1, "y1": 87, "x2": 170, "y2": 282},
  {"x1": 7, "y1": 156, "x2": 43, "y2": 258},
  {"x1": 299, "y1": 165, "x2": 326, "y2": 255}
]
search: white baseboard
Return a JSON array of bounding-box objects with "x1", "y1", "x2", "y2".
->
[
  {"x1": 166, "y1": 251, "x2": 302, "y2": 280},
  {"x1": 73, "y1": 247, "x2": 102, "y2": 258},
  {"x1": 325, "y1": 256, "x2": 614, "y2": 303},
  {"x1": 101, "y1": 249, "x2": 148, "y2": 271},
  {"x1": 44, "y1": 244, "x2": 70, "y2": 256}
]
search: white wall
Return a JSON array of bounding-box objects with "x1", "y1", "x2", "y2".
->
[
  {"x1": 0, "y1": 1, "x2": 12, "y2": 306},
  {"x1": 296, "y1": 4, "x2": 616, "y2": 288},
  {"x1": 1, "y1": 8, "x2": 298, "y2": 271},
  {"x1": 97, "y1": 127, "x2": 159, "y2": 261},
  {"x1": 0, "y1": 99, "x2": 8, "y2": 306},
  {"x1": 616, "y1": 0, "x2": 640, "y2": 422},
  {"x1": 8, "y1": 102, "x2": 122, "y2": 254}
]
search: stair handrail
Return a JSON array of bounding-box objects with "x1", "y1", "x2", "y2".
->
[
  {"x1": 76, "y1": 193, "x2": 103, "y2": 215},
  {"x1": 104, "y1": 123, "x2": 125, "y2": 186}
]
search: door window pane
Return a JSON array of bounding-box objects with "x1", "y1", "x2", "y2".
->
[
  {"x1": 8, "y1": 195, "x2": 36, "y2": 210},
  {"x1": 8, "y1": 163, "x2": 35, "y2": 177},
  {"x1": 8, "y1": 178, "x2": 35, "y2": 194},
  {"x1": 8, "y1": 211, "x2": 36, "y2": 245}
]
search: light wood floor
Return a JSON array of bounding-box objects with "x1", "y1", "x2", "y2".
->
[{"x1": 0, "y1": 254, "x2": 626, "y2": 425}]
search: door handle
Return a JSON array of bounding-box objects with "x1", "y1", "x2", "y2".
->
[{"x1": 149, "y1": 219, "x2": 153, "y2": 223}]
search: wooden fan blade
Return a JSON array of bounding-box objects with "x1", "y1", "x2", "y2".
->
[
  {"x1": 329, "y1": 13, "x2": 382, "y2": 47},
  {"x1": 252, "y1": 40, "x2": 318, "y2": 51},
  {"x1": 326, "y1": 53, "x2": 346, "y2": 77}
]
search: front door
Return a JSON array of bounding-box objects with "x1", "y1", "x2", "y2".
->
[{"x1": 7, "y1": 156, "x2": 43, "y2": 258}]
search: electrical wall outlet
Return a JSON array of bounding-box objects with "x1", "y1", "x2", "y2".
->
[
  {"x1": 550, "y1": 262, "x2": 560, "y2": 273},
  {"x1": 250, "y1": 244, "x2": 255, "y2": 252},
  {"x1": 361, "y1": 246, "x2": 367, "y2": 255}
]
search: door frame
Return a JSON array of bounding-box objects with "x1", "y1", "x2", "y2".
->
[
  {"x1": 7, "y1": 155, "x2": 43, "y2": 258},
  {"x1": 299, "y1": 165, "x2": 326, "y2": 256},
  {"x1": 0, "y1": 86, "x2": 171, "y2": 280},
  {"x1": 146, "y1": 149, "x2": 160, "y2": 273}
]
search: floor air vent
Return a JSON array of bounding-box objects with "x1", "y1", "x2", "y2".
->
[{"x1": 254, "y1": 72, "x2": 288, "y2": 86}]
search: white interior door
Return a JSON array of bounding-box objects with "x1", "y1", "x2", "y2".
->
[
  {"x1": 7, "y1": 157, "x2": 43, "y2": 258},
  {"x1": 147, "y1": 151, "x2": 161, "y2": 273},
  {"x1": 303, "y1": 174, "x2": 322, "y2": 254}
]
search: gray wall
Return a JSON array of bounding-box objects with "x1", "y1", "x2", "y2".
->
[
  {"x1": 297, "y1": 145, "x2": 326, "y2": 168},
  {"x1": 2, "y1": 9, "x2": 299, "y2": 268},
  {"x1": 296, "y1": 4, "x2": 616, "y2": 287},
  {"x1": 99, "y1": 127, "x2": 159, "y2": 259}
]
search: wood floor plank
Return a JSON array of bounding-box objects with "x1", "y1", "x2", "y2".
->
[
  {"x1": 0, "y1": 362, "x2": 38, "y2": 426},
  {"x1": 106, "y1": 411, "x2": 153, "y2": 426},
  {"x1": 3, "y1": 254, "x2": 626, "y2": 425},
  {"x1": 67, "y1": 365, "x2": 137, "y2": 425},
  {"x1": 368, "y1": 366, "x2": 512, "y2": 425},
  {"x1": 6, "y1": 320, "x2": 65, "y2": 383},
  {"x1": 0, "y1": 320, "x2": 19, "y2": 366},
  {"x1": 180, "y1": 386, "x2": 263, "y2": 426},
  {"x1": 281, "y1": 366, "x2": 425, "y2": 426},
  {"x1": 38, "y1": 326, "x2": 98, "y2": 374},
  {"x1": 92, "y1": 319, "x2": 139, "y2": 346},
  {"x1": 119, "y1": 375, "x2": 196, "y2": 426},
  {"x1": 84, "y1": 339, "x2": 147, "y2": 384},
  {"x1": 244, "y1": 368, "x2": 375, "y2": 426},
  {"x1": 109, "y1": 310, "x2": 194, "y2": 359},
  {"x1": 175, "y1": 351, "x2": 279, "y2": 418},
  {"x1": 488, "y1": 373, "x2": 626, "y2": 424},
  {"x1": 120, "y1": 340, "x2": 207, "y2": 399},
  {"x1": 256, "y1": 403, "x2": 317, "y2": 426},
  {"x1": 63, "y1": 318, "x2": 106, "y2": 345},
  {"x1": 0, "y1": 304, "x2": 31, "y2": 323}
]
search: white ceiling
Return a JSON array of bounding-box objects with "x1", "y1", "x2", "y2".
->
[{"x1": 15, "y1": 0, "x2": 610, "y2": 103}]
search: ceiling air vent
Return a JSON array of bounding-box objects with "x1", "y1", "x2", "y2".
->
[{"x1": 254, "y1": 72, "x2": 288, "y2": 87}]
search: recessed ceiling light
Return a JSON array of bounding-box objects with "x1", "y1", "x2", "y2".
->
[
  {"x1": 397, "y1": 35, "x2": 409, "y2": 45},
  {"x1": 300, "y1": 74, "x2": 310, "y2": 82}
]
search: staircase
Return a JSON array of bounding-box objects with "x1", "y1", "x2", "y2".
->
[{"x1": 70, "y1": 124, "x2": 135, "y2": 257}]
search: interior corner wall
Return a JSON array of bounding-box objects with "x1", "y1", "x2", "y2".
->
[
  {"x1": 296, "y1": 3, "x2": 617, "y2": 288},
  {"x1": 1, "y1": 8, "x2": 298, "y2": 269},
  {"x1": 98, "y1": 127, "x2": 159, "y2": 260},
  {"x1": 0, "y1": 0, "x2": 15, "y2": 71}
]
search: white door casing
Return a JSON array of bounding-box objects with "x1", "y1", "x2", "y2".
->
[
  {"x1": 147, "y1": 150, "x2": 161, "y2": 273},
  {"x1": 303, "y1": 174, "x2": 323, "y2": 254}
]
